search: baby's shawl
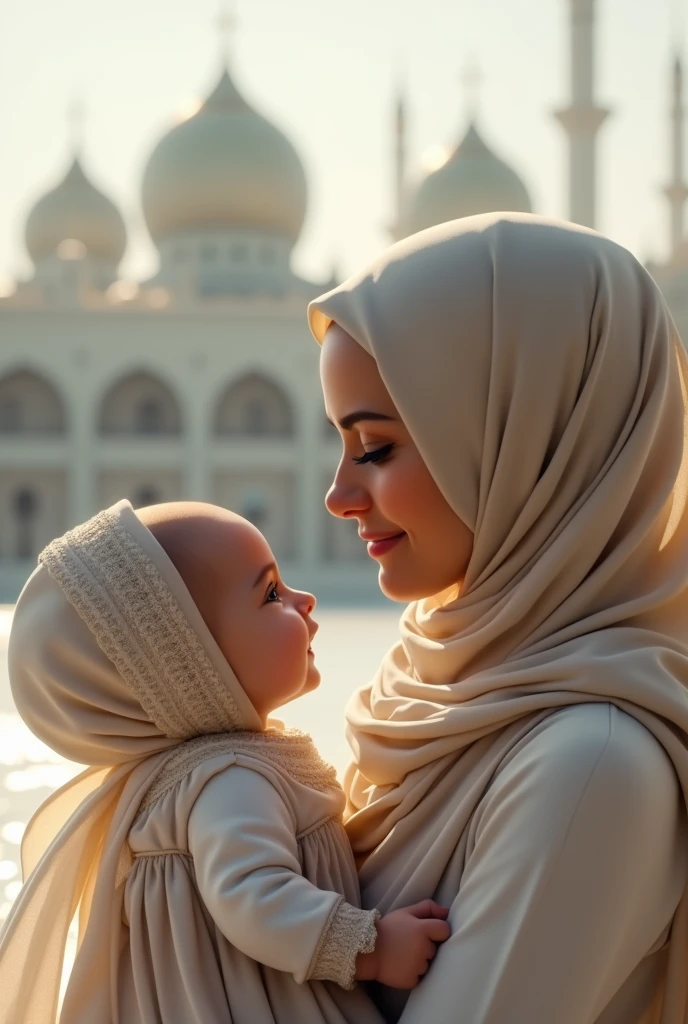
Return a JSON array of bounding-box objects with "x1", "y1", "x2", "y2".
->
[
  {"x1": 0, "y1": 500, "x2": 334, "y2": 1023},
  {"x1": 310, "y1": 214, "x2": 688, "y2": 1023}
]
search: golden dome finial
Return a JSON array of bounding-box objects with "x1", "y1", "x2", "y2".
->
[
  {"x1": 460, "y1": 58, "x2": 482, "y2": 122},
  {"x1": 216, "y1": 0, "x2": 238, "y2": 67},
  {"x1": 68, "y1": 97, "x2": 86, "y2": 157}
]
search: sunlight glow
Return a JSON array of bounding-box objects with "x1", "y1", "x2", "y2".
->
[
  {"x1": 0, "y1": 715, "x2": 69, "y2": 766},
  {"x1": 0, "y1": 606, "x2": 13, "y2": 640},
  {"x1": 421, "y1": 144, "x2": 450, "y2": 172},
  {"x1": 176, "y1": 97, "x2": 202, "y2": 122},
  {"x1": 0, "y1": 861, "x2": 18, "y2": 881},
  {"x1": 1, "y1": 822, "x2": 25, "y2": 845},
  {"x1": 4, "y1": 881, "x2": 21, "y2": 902},
  {"x1": 0, "y1": 276, "x2": 16, "y2": 299},
  {"x1": 106, "y1": 280, "x2": 139, "y2": 303},
  {"x1": 4, "y1": 764, "x2": 81, "y2": 792},
  {"x1": 146, "y1": 287, "x2": 171, "y2": 308},
  {"x1": 57, "y1": 239, "x2": 87, "y2": 261}
]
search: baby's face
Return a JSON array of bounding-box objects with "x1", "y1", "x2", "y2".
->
[
  {"x1": 140, "y1": 503, "x2": 320, "y2": 724},
  {"x1": 207, "y1": 518, "x2": 320, "y2": 723}
]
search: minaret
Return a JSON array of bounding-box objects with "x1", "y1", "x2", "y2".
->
[
  {"x1": 555, "y1": 0, "x2": 610, "y2": 228},
  {"x1": 392, "y1": 81, "x2": 407, "y2": 239},
  {"x1": 665, "y1": 54, "x2": 688, "y2": 255}
]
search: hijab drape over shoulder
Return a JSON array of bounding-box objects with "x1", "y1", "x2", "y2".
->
[
  {"x1": 309, "y1": 213, "x2": 688, "y2": 1022},
  {"x1": 0, "y1": 500, "x2": 261, "y2": 1024}
]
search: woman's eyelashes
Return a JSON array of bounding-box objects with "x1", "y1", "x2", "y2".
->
[{"x1": 352, "y1": 442, "x2": 395, "y2": 466}]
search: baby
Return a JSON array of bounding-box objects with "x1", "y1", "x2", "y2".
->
[{"x1": 0, "y1": 499, "x2": 449, "y2": 1024}]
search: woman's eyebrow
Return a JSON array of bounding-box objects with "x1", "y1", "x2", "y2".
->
[{"x1": 326, "y1": 410, "x2": 396, "y2": 431}]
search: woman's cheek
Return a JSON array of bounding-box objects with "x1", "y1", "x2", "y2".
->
[{"x1": 380, "y1": 462, "x2": 428, "y2": 526}]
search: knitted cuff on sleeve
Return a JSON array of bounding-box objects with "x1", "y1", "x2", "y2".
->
[{"x1": 309, "y1": 899, "x2": 380, "y2": 990}]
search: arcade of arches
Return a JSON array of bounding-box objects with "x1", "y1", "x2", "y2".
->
[{"x1": 0, "y1": 368, "x2": 365, "y2": 568}]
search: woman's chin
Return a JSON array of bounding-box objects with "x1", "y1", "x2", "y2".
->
[
  {"x1": 378, "y1": 564, "x2": 461, "y2": 605},
  {"x1": 377, "y1": 566, "x2": 431, "y2": 604}
]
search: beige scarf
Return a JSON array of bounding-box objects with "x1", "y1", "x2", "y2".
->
[
  {"x1": 309, "y1": 213, "x2": 688, "y2": 1022},
  {"x1": 0, "y1": 500, "x2": 329, "y2": 1023}
]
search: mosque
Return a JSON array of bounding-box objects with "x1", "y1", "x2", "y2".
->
[{"x1": 0, "y1": 0, "x2": 684, "y2": 601}]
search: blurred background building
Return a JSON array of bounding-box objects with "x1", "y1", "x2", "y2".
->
[{"x1": 0, "y1": 0, "x2": 685, "y2": 600}]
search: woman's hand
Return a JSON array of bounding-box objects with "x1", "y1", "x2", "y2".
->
[{"x1": 355, "y1": 900, "x2": 450, "y2": 989}]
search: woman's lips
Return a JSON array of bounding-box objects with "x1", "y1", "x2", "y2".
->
[{"x1": 363, "y1": 532, "x2": 406, "y2": 558}]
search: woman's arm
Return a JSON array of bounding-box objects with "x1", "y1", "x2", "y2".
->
[{"x1": 398, "y1": 703, "x2": 688, "y2": 1024}]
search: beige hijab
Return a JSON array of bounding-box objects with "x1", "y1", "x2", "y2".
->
[
  {"x1": 309, "y1": 213, "x2": 688, "y2": 1022},
  {"x1": 0, "y1": 499, "x2": 263, "y2": 1023}
]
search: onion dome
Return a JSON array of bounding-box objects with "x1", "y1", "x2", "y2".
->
[
  {"x1": 141, "y1": 66, "x2": 307, "y2": 245},
  {"x1": 25, "y1": 157, "x2": 127, "y2": 264},
  {"x1": 406, "y1": 122, "x2": 532, "y2": 235}
]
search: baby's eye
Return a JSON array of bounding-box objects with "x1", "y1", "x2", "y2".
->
[{"x1": 266, "y1": 583, "x2": 280, "y2": 603}]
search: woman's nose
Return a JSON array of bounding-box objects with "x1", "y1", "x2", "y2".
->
[{"x1": 325, "y1": 461, "x2": 370, "y2": 520}]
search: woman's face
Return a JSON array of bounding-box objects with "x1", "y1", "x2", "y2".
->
[{"x1": 320, "y1": 324, "x2": 473, "y2": 602}]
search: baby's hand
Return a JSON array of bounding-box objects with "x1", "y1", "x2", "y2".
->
[{"x1": 355, "y1": 899, "x2": 450, "y2": 989}]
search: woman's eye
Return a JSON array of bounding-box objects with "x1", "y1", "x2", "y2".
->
[
  {"x1": 266, "y1": 583, "x2": 280, "y2": 603},
  {"x1": 352, "y1": 442, "x2": 395, "y2": 466}
]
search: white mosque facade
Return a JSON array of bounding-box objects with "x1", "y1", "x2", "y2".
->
[
  {"x1": 0, "y1": 0, "x2": 686, "y2": 601},
  {"x1": 0, "y1": 60, "x2": 378, "y2": 602}
]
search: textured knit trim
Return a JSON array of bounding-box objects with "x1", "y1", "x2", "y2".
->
[
  {"x1": 39, "y1": 509, "x2": 242, "y2": 738},
  {"x1": 136, "y1": 729, "x2": 340, "y2": 818},
  {"x1": 309, "y1": 901, "x2": 380, "y2": 990}
]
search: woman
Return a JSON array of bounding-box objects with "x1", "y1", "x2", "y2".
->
[{"x1": 309, "y1": 213, "x2": 688, "y2": 1024}]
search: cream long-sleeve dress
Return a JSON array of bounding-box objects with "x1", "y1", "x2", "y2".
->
[
  {"x1": 118, "y1": 736, "x2": 385, "y2": 1024},
  {"x1": 354, "y1": 704, "x2": 688, "y2": 1024}
]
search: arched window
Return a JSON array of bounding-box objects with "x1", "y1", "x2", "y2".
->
[
  {"x1": 13, "y1": 487, "x2": 39, "y2": 559},
  {"x1": 0, "y1": 370, "x2": 66, "y2": 434},
  {"x1": 246, "y1": 399, "x2": 268, "y2": 435},
  {"x1": 0, "y1": 396, "x2": 20, "y2": 432},
  {"x1": 214, "y1": 374, "x2": 294, "y2": 438},
  {"x1": 135, "y1": 398, "x2": 163, "y2": 434},
  {"x1": 241, "y1": 493, "x2": 268, "y2": 531},
  {"x1": 230, "y1": 243, "x2": 248, "y2": 263},
  {"x1": 133, "y1": 484, "x2": 161, "y2": 508},
  {"x1": 212, "y1": 471, "x2": 295, "y2": 560},
  {"x1": 99, "y1": 372, "x2": 182, "y2": 436}
]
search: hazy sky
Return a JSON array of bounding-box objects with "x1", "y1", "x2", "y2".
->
[{"x1": 1, "y1": 0, "x2": 683, "y2": 287}]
